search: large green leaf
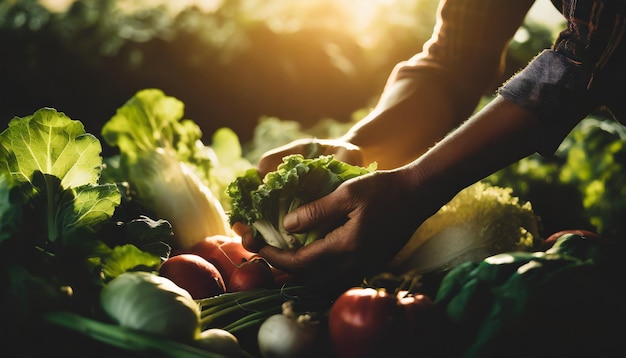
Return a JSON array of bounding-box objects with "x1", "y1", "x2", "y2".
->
[
  {"x1": 101, "y1": 88, "x2": 190, "y2": 161},
  {"x1": 0, "y1": 108, "x2": 120, "y2": 243},
  {"x1": 0, "y1": 107, "x2": 103, "y2": 189}
]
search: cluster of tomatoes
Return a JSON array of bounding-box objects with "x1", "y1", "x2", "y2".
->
[{"x1": 158, "y1": 235, "x2": 293, "y2": 299}]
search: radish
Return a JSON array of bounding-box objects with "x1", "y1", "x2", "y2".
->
[{"x1": 257, "y1": 301, "x2": 321, "y2": 358}]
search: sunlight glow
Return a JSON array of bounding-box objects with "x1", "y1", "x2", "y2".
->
[
  {"x1": 245, "y1": 0, "x2": 431, "y2": 49},
  {"x1": 39, "y1": 0, "x2": 75, "y2": 13},
  {"x1": 35, "y1": 0, "x2": 564, "y2": 55},
  {"x1": 115, "y1": 0, "x2": 223, "y2": 15}
]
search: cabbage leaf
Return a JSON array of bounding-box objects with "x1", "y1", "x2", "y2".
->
[
  {"x1": 0, "y1": 108, "x2": 121, "y2": 243},
  {"x1": 0, "y1": 108, "x2": 163, "y2": 321}
]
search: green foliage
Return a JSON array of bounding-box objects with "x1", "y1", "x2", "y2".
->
[
  {"x1": 100, "y1": 89, "x2": 253, "y2": 248},
  {"x1": 0, "y1": 174, "x2": 21, "y2": 243},
  {"x1": 0, "y1": 108, "x2": 120, "y2": 244},
  {"x1": 485, "y1": 116, "x2": 626, "y2": 239},
  {"x1": 0, "y1": 108, "x2": 168, "y2": 332},
  {"x1": 243, "y1": 115, "x2": 357, "y2": 164},
  {"x1": 557, "y1": 118, "x2": 626, "y2": 236},
  {"x1": 101, "y1": 88, "x2": 252, "y2": 210},
  {"x1": 100, "y1": 271, "x2": 201, "y2": 343},
  {"x1": 101, "y1": 88, "x2": 206, "y2": 166},
  {"x1": 434, "y1": 233, "x2": 625, "y2": 357}
]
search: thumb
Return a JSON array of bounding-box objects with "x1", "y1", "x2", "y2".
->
[{"x1": 283, "y1": 194, "x2": 345, "y2": 234}]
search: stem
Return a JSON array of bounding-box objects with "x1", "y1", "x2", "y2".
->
[
  {"x1": 46, "y1": 176, "x2": 57, "y2": 242},
  {"x1": 227, "y1": 317, "x2": 272, "y2": 334},
  {"x1": 197, "y1": 289, "x2": 269, "y2": 312},
  {"x1": 198, "y1": 286, "x2": 308, "y2": 328},
  {"x1": 221, "y1": 306, "x2": 281, "y2": 332},
  {"x1": 200, "y1": 293, "x2": 286, "y2": 327}
]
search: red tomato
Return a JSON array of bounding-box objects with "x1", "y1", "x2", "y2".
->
[
  {"x1": 328, "y1": 287, "x2": 400, "y2": 358},
  {"x1": 181, "y1": 235, "x2": 228, "y2": 261},
  {"x1": 541, "y1": 229, "x2": 602, "y2": 250},
  {"x1": 396, "y1": 290, "x2": 434, "y2": 339},
  {"x1": 269, "y1": 265, "x2": 295, "y2": 287},
  {"x1": 328, "y1": 287, "x2": 436, "y2": 357},
  {"x1": 207, "y1": 241, "x2": 255, "y2": 283},
  {"x1": 159, "y1": 254, "x2": 226, "y2": 299},
  {"x1": 227, "y1": 258, "x2": 275, "y2": 292}
]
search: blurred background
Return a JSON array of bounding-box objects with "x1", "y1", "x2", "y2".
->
[
  {"x1": 5, "y1": 1, "x2": 626, "y2": 240},
  {"x1": 0, "y1": 0, "x2": 562, "y2": 150}
]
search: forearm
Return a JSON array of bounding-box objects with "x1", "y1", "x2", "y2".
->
[
  {"x1": 400, "y1": 0, "x2": 626, "y2": 213},
  {"x1": 401, "y1": 96, "x2": 541, "y2": 211},
  {"x1": 340, "y1": 0, "x2": 535, "y2": 170},
  {"x1": 341, "y1": 73, "x2": 481, "y2": 170}
]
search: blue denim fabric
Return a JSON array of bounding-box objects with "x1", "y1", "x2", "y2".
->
[{"x1": 499, "y1": 0, "x2": 626, "y2": 155}]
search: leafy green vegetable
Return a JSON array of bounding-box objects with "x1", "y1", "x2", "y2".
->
[
  {"x1": 101, "y1": 89, "x2": 238, "y2": 249},
  {"x1": 433, "y1": 233, "x2": 624, "y2": 357},
  {"x1": 210, "y1": 127, "x2": 256, "y2": 211},
  {"x1": 0, "y1": 108, "x2": 165, "y2": 326},
  {"x1": 101, "y1": 244, "x2": 163, "y2": 279},
  {"x1": 0, "y1": 108, "x2": 103, "y2": 187},
  {"x1": 389, "y1": 182, "x2": 540, "y2": 275},
  {"x1": 0, "y1": 108, "x2": 120, "y2": 243},
  {"x1": 227, "y1": 154, "x2": 376, "y2": 249},
  {"x1": 100, "y1": 271, "x2": 201, "y2": 343},
  {"x1": 485, "y1": 116, "x2": 626, "y2": 239}
]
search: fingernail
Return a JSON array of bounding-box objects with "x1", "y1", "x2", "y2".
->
[{"x1": 283, "y1": 212, "x2": 298, "y2": 229}]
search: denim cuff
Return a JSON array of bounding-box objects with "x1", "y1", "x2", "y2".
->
[{"x1": 499, "y1": 50, "x2": 596, "y2": 156}]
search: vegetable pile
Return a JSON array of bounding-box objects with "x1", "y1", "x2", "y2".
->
[{"x1": 1, "y1": 89, "x2": 625, "y2": 357}]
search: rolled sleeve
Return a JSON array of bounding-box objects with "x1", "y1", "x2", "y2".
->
[
  {"x1": 499, "y1": 0, "x2": 626, "y2": 157},
  {"x1": 499, "y1": 50, "x2": 598, "y2": 156}
]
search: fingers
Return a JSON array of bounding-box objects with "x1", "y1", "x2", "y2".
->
[
  {"x1": 257, "y1": 138, "x2": 364, "y2": 177},
  {"x1": 258, "y1": 236, "x2": 334, "y2": 273},
  {"x1": 283, "y1": 187, "x2": 350, "y2": 234},
  {"x1": 258, "y1": 231, "x2": 365, "y2": 289},
  {"x1": 264, "y1": 187, "x2": 356, "y2": 267},
  {"x1": 257, "y1": 139, "x2": 312, "y2": 177},
  {"x1": 233, "y1": 221, "x2": 337, "y2": 281},
  {"x1": 232, "y1": 222, "x2": 266, "y2": 253}
]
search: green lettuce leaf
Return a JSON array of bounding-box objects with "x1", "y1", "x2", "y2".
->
[
  {"x1": 228, "y1": 154, "x2": 376, "y2": 249},
  {"x1": 101, "y1": 88, "x2": 209, "y2": 168},
  {"x1": 101, "y1": 244, "x2": 162, "y2": 280},
  {"x1": 0, "y1": 108, "x2": 121, "y2": 243},
  {"x1": 0, "y1": 107, "x2": 103, "y2": 189}
]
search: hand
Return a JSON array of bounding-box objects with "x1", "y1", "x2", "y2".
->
[
  {"x1": 236, "y1": 137, "x2": 365, "y2": 256},
  {"x1": 256, "y1": 138, "x2": 364, "y2": 177},
  {"x1": 250, "y1": 168, "x2": 438, "y2": 287}
]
